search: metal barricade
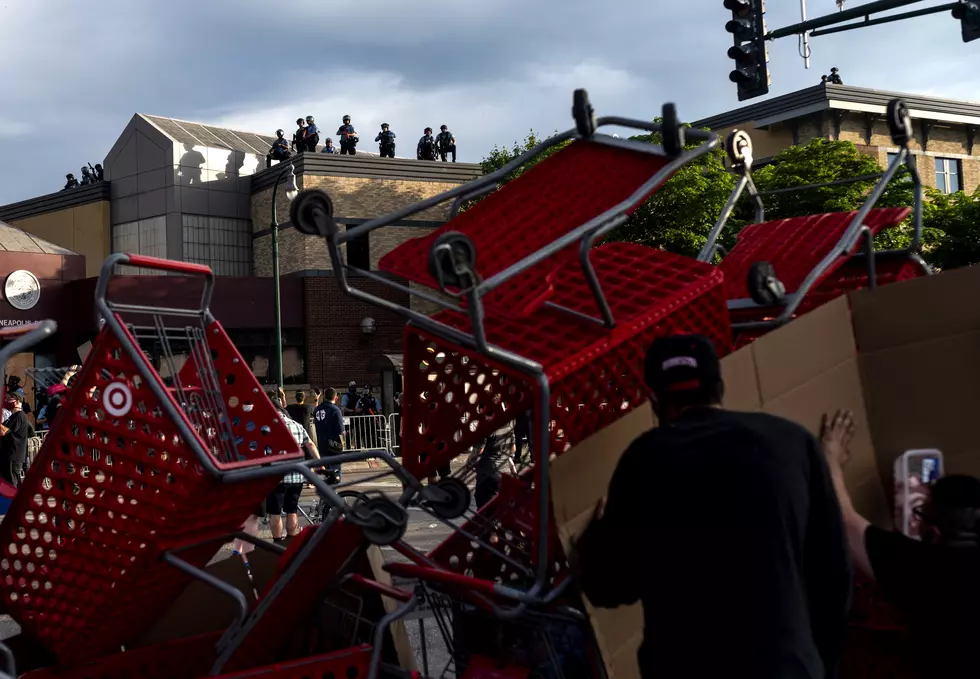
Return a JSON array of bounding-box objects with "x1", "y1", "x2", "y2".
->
[
  {"x1": 388, "y1": 412, "x2": 401, "y2": 456},
  {"x1": 343, "y1": 414, "x2": 391, "y2": 453}
]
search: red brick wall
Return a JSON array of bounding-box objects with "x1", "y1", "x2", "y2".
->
[{"x1": 303, "y1": 276, "x2": 408, "y2": 388}]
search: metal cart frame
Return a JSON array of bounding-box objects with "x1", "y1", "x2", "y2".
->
[
  {"x1": 289, "y1": 89, "x2": 721, "y2": 614},
  {"x1": 697, "y1": 97, "x2": 932, "y2": 333}
]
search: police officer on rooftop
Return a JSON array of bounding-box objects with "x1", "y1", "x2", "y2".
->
[
  {"x1": 291, "y1": 118, "x2": 306, "y2": 153},
  {"x1": 375, "y1": 123, "x2": 396, "y2": 158},
  {"x1": 267, "y1": 129, "x2": 291, "y2": 168},
  {"x1": 436, "y1": 124, "x2": 456, "y2": 162},
  {"x1": 336, "y1": 115, "x2": 358, "y2": 155},
  {"x1": 828, "y1": 67, "x2": 843, "y2": 85},
  {"x1": 304, "y1": 116, "x2": 320, "y2": 151},
  {"x1": 417, "y1": 127, "x2": 437, "y2": 161}
]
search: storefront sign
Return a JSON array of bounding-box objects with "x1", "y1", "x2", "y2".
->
[{"x1": 0, "y1": 319, "x2": 32, "y2": 327}]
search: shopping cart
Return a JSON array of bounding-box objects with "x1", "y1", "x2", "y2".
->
[
  {"x1": 290, "y1": 89, "x2": 732, "y2": 609},
  {"x1": 385, "y1": 575, "x2": 603, "y2": 679},
  {"x1": 0, "y1": 253, "x2": 413, "y2": 667},
  {"x1": 698, "y1": 98, "x2": 931, "y2": 347}
]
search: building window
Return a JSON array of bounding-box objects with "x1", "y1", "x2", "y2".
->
[
  {"x1": 182, "y1": 215, "x2": 252, "y2": 276},
  {"x1": 346, "y1": 226, "x2": 370, "y2": 270},
  {"x1": 111, "y1": 216, "x2": 168, "y2": 275},
  {"x1": 886, "y1": 152, "x2": 899, "y2": 166},
  {"x1": 935, "y1": 157, "x2": 961, "y2": 194}
]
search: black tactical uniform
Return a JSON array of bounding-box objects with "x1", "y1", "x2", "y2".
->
[
  {"x1": 304, "y1": 116, "x2": 320, "y2": 152},
  {"x1": 417, "y1": 128, "x2": 437, "y2": 161},
  {"x1": 266, "y1": 129, "x2": 291, "y2": 168},
  {"x1": 375, "y1": 124, "x2": 396, "y2": 158},
  {"x1": 437, "y1": 125, "x2": 456, "y2": 162},
  {"x1": 336, "y1": 115, "x2": 358, "y2": 155},
  {"x1": 291, "y1": 118, "x2": 306, "y2": 153},
  {"x1": 63, "y1": 174, "x2": 78, "y2": 190}
]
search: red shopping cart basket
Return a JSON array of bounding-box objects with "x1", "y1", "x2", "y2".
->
[
  {"x1": 0, "y1": 254, "x2": 304, "y2": 664},
  {"x1": 400, "y1": 242, "x2": 729, "y2": 480}
]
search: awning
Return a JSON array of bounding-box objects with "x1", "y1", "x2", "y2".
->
[{"x1": 368, "y1": 353, "x2": 403, "y2": 373}]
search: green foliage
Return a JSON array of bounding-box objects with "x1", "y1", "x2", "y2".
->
[
  {"x1": 479, "y1": 130, "x2": 572, "y2": 181},
  {"x1": 617, "y1": 121, "x2": 738, "y2": 258},
  {"x1": 921, "y1": 187, "x2": 980, "y2": 270}
]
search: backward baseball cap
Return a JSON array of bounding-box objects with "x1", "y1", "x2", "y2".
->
[{"x1": 644, "y1": 334, "x2": 721, "y2": 394}]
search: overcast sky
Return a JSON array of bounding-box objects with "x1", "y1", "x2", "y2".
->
[{"x1": 0, "y1": 0, "x2": 975, "y2": 205}]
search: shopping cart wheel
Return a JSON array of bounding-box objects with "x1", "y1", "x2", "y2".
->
[
  {"x1": 747, "y1": 261, "x2": 786, "y2": 306},
  {"x1": 354, "y1": 497, "x2": 408, "y2": 546},
  {"x1": 661, "y1": 102, "x2": 684, "y2": 157},
  {"x1": 886, "y1": 99, "x2": 912, "y2": 147},
  {"x1": 290, "y1": 189, "x2": 338, "y2": 237},
  {"x1": 572, "y1": 88, "x2": 597, "y2": 138},
  {"x1": 427, "y1": 478, "x2": 471, "y2": 519},
  {"x1": 726, "y1": 129, "x2": 753, "y2": 167},
  {"x1": 428, "y1": 231, "x2": 477, "y2": 289}
]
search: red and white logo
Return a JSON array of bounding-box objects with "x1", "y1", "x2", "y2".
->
[{"x1": 103, "y1": 382, "x2": 133, "y2": 417}]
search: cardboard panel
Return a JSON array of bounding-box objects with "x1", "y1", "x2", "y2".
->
[
  {"x1": 752, "y1": 297, "x2": 857, "y2": 402},
  {"x1": 860, "y1": 330, "x2": 980, "y2": 486},
  {"x1": 551, "y1": 406, "x2": 653, "y2": 679},
  {"x1": 851, "y1": 263, "x2": 980, "y2": 354},
  {"x1": 720, "y1": 342, "x2": 762, "y2": 411},
  {"x1": 761, "y1": 357, "x2": 885, "y2": 522}
]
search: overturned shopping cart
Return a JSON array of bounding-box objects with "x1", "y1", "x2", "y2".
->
[
  {"x1": 698, "y1": 98, "x2": 931, "y2": 347},
  {"x1": 289, "y1": 89, "x2": 733, "y2": 616}
]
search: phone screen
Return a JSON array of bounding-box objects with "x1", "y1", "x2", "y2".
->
[{"x1": 894, "y1": 451, "x2": 943, "y2": 539}]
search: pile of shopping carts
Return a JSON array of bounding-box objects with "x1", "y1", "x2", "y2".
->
[{"x1": 0, "y1": 89, "x2": 924, "y2": 678}]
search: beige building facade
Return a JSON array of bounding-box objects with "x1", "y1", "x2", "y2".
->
[{"x1": 692, "y1": 83, "x2": 979, "y2": 195}]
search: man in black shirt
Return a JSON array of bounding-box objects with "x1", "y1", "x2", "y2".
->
[
  {"x1": 573, "y1": 334, "x2": 850, "y2": 679},
  {"x1": 314, "y1": 388, "x2": 346, "y2": 482},
  {"x1": 286, "y1": 390, "x2": 316, "y2": 445},
  {"x1": 823, "y1": 409, "x2": 980, "y2": 679},
  {"x1": 0, "y1": 392, "x2": 31, "y2": 487}
]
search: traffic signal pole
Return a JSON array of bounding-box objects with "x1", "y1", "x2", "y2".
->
[{"x1": 725, "y1": 0, "x2": 978, "y2": 101}]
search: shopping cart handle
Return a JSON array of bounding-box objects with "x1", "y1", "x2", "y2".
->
[
  {"x1": 345, "y1": 573, "x2": 414, "y2": 602},
  {"x1": 382, "y1": 563, "x2": 497, "y2": 597},
  {"x1": 122, "y1": 254, "x2": 214, "y2": 276}
]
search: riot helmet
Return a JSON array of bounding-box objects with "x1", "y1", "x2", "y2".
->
[
  {"x1": 424, "y1": 127, "x2": 432, "y2": 134},
  {"x1": 296, "y1": 118, "x2": 304, "y2": 125},
  {"x1": 440, "y1": 125, "x2": 448, "y2": 131},
  {"x1": 306, "y1": 115, "x2": 314, "y2": 123},
  {"x1": 276, "y1": 128, "x2": 284, "y2": 137},
  {"x1": 381, "y1": 123, "x2": 389, "y2": 130},
  {"x1": 343, "y1": 115, "x2": 351, "y2": 123}
]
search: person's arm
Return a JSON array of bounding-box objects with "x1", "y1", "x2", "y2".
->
[
  {"x1": 822, "y1": 410, "x2": 872, "y2": 576},
  {"x1": 572, "y1": 441, "x2": 643, "y2": 608},
  {"x1": 305, "y1": 438, "x2": 320, "y2": 460},
  {"x1": 804, "y1": 429, "x2": 853, "y2": 678}
]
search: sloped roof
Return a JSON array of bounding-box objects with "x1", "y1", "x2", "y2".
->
[
  {"x1": 0, "y1": 220, "x2": 77, "y2": 255},
  {"x1": 140, "y1": 115, "x2": 278, "y2": 156}
]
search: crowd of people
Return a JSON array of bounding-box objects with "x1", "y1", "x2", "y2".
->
[{"x1": 266, "y1": 114, "x2": 458, "y2": 168}]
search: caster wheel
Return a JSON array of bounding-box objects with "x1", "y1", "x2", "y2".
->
[
  {"x1": 886, "y1": 99, "x2": 912, "y2": 147},
  {"x1": 747, "y1": 261, "x2": 786, "y2": 307},
  {"x1": 726, "y1": 129, "x2": 753, "y2": 167},
  {"x1": 355, "y1": 497, "x2": 408, "y2": 546},
  {"x1": 661, "y1": 102, "x2": 684, "y2": 157},
  {"x1": 572, "y1": 89, "x2": 597, "y2": 138},
  {"x1": 290, "y1": 189, "x2": 338, "y2": 237},
  {"x1": 427, "y1": 478, "x2": 471, "y2": 520},
  {"x1": 428, "y1": 231, "x2": 477, "y2": 288}
]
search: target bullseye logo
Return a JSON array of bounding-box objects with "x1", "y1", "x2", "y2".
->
[{"x1": 103, "y1": 382, "x2": 133, "y2": 417}]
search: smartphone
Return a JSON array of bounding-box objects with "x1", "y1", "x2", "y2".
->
[{"x1": 893, "y1": 449, "x2": 944, "y2": 540}]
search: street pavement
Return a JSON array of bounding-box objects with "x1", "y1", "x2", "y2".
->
[{"x1": 0, "y1": 465, "x2": 464, "y2": 675}]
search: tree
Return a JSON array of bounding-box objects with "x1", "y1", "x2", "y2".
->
[
  {"x1": 921, "y1": 187, "x2": 980, "y2": 270},
  {"x1": 479, "y1": 130, "x2": 571, "y2": 180}
]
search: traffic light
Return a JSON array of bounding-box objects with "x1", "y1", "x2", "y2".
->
[
  {"x1": 724, "y1": 0, "x2": 770, "y2": 101},
  {"x1": 952, "y1": 0, "x2": 980, "y2": 43}
]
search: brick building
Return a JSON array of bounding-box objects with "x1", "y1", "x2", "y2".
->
[
  {"x1": 692, "y1": 82, "x2": 979, "y2": 194},
  {"x1": 0, "y1": 114, "x2": 481, "y2": 400}
]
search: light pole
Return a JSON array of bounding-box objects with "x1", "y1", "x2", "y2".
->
[{"x1": 270, "y1": 162, "x2": 298, "y2": 388}]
